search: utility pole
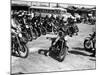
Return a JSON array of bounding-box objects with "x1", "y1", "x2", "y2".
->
[{"x1": 56, "y1": 3, "x2": 59, "y2": 8}]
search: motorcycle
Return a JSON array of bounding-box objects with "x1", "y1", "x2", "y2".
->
[
  {"x1": 33, "y1": 22, "x2": 41, "y2": 37},
  {"x1": 24, "y1": 24, "x2": 33, "y2": 41},
  {"x1": 46, "y1": 22, "x2": 53, "y2": 33},
  {"x1": 84, "y1": 33, "x2": 96, "y2": 52},
  {"x1": 88, "y1": 17, "x2": 96, "y2": 25},
  {"x1": 66, "y1": 23, "x2": 79, "y2": 37},
  {"x1": 52, "y1": 25, "x2": 58, "y2": 35},
  {"x1": 20, "y1": 24, "x2": 30, "y2": 43},
  {"x1": 46, "y1": 37, "x2": 68, "y2": 62},
  {"x1": 38, "y1": 22, "x2": 47, "y2": 35},
  {"x1": 28, "y1": 23, "x2": 38, "y2": 40},
  {"x1": 11, "y1": 28, "x2": 29, "y2": 58},
  {"x1": 73, "y1": 24, "x2": 79, "y2": 35},
  {"x1": 18, "y1": 18, "x2": 33, "y2": 42},
  {"x1": 66, "y1": 25, "x2": 74, "y2": 37}
]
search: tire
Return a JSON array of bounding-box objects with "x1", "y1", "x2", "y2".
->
[
  {"x1": 41, "y1": 27, "x2": 47, "y2": 35},
  {"x1": 32, "y1": 28, "x2": 38, "y2": 39},
  {"x1": 84, "y1": 39, "x2": 92, "y2": 51},
  {"x1": 58, "y1": 47, "x2": 66, "y2": 62},
  {"x1": 11, "y1": 37, "x2": 20, "y2": 57},
  {"x1": 36, "y1": 28, "x2": 41, "y2": 37},
  {"x1": 32, "y1": 32, "x2": 38, "y2": 40},
  {"x1": 17, "y1": 44, "x2": 29, "y2": 58}
]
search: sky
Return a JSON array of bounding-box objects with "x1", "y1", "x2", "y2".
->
[
  {"x1": 12, "y1": 0, "x2": 96, "y2": 8},
  {"x1": 12, "y1": 0, "x2": 96, "y2": 5}
]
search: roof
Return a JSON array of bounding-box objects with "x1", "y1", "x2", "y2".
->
[{"x1": 30, "y1": 6, "x2": 66, "y2": 11}]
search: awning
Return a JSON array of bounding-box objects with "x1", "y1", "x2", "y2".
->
[{"x1": 11, "y1": 4, "x2": 30, "y2": 11}]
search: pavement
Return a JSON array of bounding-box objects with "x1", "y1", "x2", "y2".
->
[{"x1": 11, "y1": 23, "x2": 96, "y2": 74}]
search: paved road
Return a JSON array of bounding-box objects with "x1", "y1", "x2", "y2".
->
[{"x1": 11, "y1": 23, "x2": 96, "y2": 74}]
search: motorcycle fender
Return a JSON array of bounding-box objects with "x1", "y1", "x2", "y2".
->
[{"x1": 85, "y1": 37, "x2": 90, "y2": 41}]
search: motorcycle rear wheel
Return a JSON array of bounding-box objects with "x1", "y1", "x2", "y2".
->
[{"x1": 84, "y1": 40, "x2": 92, "y2": 51}]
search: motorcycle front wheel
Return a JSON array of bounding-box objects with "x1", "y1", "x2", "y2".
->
[
  {"x1": 17, "y1": 44, "x2": 29, "y2": 58},
  {"x1": 57, "y1": 47, "x2": 66, "y2": 62}
]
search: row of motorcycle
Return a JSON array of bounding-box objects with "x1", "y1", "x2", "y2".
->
[
  {"x1": 76, "y1": 16, "x2": 96, "y2": 25},
  {"x1": 11, "y1": 14, "x2": 79, "y2": 58},
  {"x1": 11, "y1": 17, "x2": 47, "y2": 58}
]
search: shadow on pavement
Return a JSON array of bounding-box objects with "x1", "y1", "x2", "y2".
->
[
  {"x1": 38, "y1": 49, "x2": 49, "y2": 56},
  {"x1": 89, "y1": 58, "x2": 96, "y2": 61},
  {"x1": 38, "y1": 49, "x2": 61, "y2": 62},
  {"x1": 69, "y1": 50, "x2": 90, "y2": 56},
  {"x1": 72, "y1": 47, "x2": 85, "y2": 51},
  {"x1": 72, "y1": 47, "x2": 94, "y2": 53},
  {"x1": 11, "y1": 72, "x2": 24, "y2": 75}
]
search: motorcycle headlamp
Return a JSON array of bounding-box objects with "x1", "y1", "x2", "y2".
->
[{"x1": 19, "y1": 33, "x2": 22, "y2": 37}]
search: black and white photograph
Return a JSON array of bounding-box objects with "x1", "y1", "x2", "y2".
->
[{"x1": 11, "y1": 0, "x2": 96, "y2": 74}]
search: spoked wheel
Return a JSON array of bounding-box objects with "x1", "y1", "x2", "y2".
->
[
  {"x1": 17, "y1": 44, "x2": 29, "y2": 58},
  {"x1": 84, "y1": 40, "x2": 92, "y2": 51}
]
